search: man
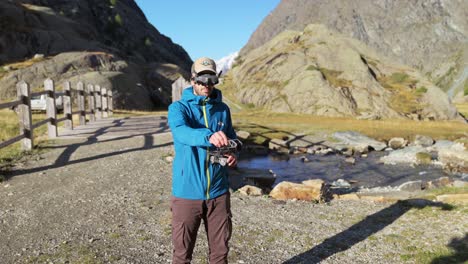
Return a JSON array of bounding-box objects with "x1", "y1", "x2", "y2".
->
[{"x1": 168, "y1": 57, "x2": 237, "y2": 264}]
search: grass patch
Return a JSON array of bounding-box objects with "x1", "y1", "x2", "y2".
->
[
  {"x1": 419, "y1": 186, "x2": 468, "y2": 200},
  {"x1": 400, "y1": 245, "x2": 464, "y2": 264},
  {"x1": 1, "y1": 56, "x2": 47, "y2": 80},
  {"x1": 378, "y1": 72, "x2": 422, "y2": 114},
  {"x1": 464, "y1": 79, "x2": 468, "y2": 96},
  {"x1": 455, "y1": 103, "x2": 468, "y2": 117},
  {"x1": 416, "y1": 86, "x2": 428, "y2": 94},
  {"x1": 319, "y1": 67, "x2": 353, "y2": 88},
  {"x1": 27, "y1": 243, "x2": 101, "y2": 264},
  {"x1": 232, "y1": 111, "x2": 467, "y2": 143}
]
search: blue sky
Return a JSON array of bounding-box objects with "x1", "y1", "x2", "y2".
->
[{"x1": 134, "y1": 0, "x2": 280, "y2": 61}]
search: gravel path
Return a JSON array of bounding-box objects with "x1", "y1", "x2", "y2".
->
[{"x1": 0, "y1": 117, "x2": 466, "y2": 263}]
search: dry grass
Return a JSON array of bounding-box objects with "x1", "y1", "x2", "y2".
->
[
  {"x1": 232, "y1": 110, "x2": 467, "y2": 142},
  {"x1": 455, "y1": 103, "x2": 468, "y2": 117},
  {"x1": 0, "y1": 109, "x2": 50, "y2": 165}
]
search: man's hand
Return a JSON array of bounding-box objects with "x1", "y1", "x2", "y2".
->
[
  {"x1": 209, "y1": 131, "x2": 228, "y2": 148},
  {"x1": 225, "y1": 153, "x2": 237, "y2": 168}
]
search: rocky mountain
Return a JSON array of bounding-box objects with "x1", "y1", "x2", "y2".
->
[
  {"x1": 0, "y1": 0, "x2": 192, "y2": 109},
  {"x1": 216, "y1": 51, "x2": 239, "y2": 76},
  {"x1": 240, "y1": 0, "x2": 467, "y2": 96},
  {"x1": 226, "y1": 24, "x2": 462, "y2": 121}
]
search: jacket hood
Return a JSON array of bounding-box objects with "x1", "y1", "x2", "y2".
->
[{"x1": 182, "y1": 87, "x2": 223, "y2": 105}]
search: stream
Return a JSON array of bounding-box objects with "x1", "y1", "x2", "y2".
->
[{"x1": 238, "y1": 151, "x2": 461, "y2": 189}]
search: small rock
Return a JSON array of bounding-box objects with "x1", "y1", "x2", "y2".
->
[
  {"x1": 165, "y1": 156, "x2": 173, "y2": 163},
  {"x1": 300, "y1": 156, "x2": 310, "y2": 163},
  {"x1": 341, "y1": 148, "x2": 354, "y2": 156},
  {"x1": 331, "y1": 179, "x2": 351, "y2": 188},
  {"x1": 236, "y1": 131, "x2": 250, "y2": 141},
  {"x1": 238, "y1": 185, "x2": 263, "y2": 196},
  {"x1": 33, "y1": 54, "x2": 45, "y2": 60},
  {"x1": 345, "y1": 157, "x2": 356, "y2": 164}
]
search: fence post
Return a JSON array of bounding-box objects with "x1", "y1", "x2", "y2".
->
[
  {"x1": 95, "y1": 85, "x2": 102, "y2": 119},
  {"x1": 87, "y1": 84, "x2": 95, "y2": 122},
  {"x1": 102, "y1": 87, "x2": 108, "y2": 118},
  {"x1": 77, "y1": 81, "x2": 86, "y2": 125},
  {"x1": 44, "y1": 78, "x2": 58, "y2": 138},
  {"x1": 16, "y1": 81, "x2": 33, "y2": 150},
  {"x1": 108, "y1": 90, "x2": 113, "y2": 117},
  {"x1": 63, "y1": 81, "x2": 73, "y2": 129}
]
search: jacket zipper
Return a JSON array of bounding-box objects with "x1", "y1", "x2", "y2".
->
[{"x1": 202, "y1": 99, "x2": 211, "y2": 199}]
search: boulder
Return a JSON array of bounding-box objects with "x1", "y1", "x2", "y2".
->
[
  {"x1": 238, "y1": 185, "x2": 263, "y2": 196},
  {"x1": 380, "y1": 145, "x2": 427, "y2": 165},
  {"x1": 423, "y1": 177, "x2": 453, "y2": 189},
  {"x1": 411, "y1": 135, "x2": 434, "y2": 147},
  {"x1": 333, "y1": 131, "x2": 387, "y2": 151},
  {"x1": 388, "y1": 137, "x2": 407, "y2": 150},
  {"x1": 438, "y1": 143, "x2": 468, "y2": 173},
  {"x1": 427, "y1": 140, "x2": 458, "y2": 152},
  {"x1": 288, "y1": 134, "x2": 316, "y2": 148},
  {"x1": 270, "y1": 180, "x2": 325, "y2": 201}
]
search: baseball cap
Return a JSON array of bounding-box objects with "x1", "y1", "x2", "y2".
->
[{"x1": 192, "y1": 57, "x2": 217, "y2": 75}]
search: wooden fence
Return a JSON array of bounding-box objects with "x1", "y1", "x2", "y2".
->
[{"x1": 0, "y1": 79, "x2": 113, "y2": 151}]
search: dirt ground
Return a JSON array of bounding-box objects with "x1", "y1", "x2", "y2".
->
[{"x1": 0, "y1": 116, "x2": 466, "y2": 263}]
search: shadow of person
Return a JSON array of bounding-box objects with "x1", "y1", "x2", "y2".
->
[
  {"x1": 431, "y1": 233, "x2": 468, "y2": 264},
  {"x1": 282, "y1": 199, "x2": 455, "y2": 264}
]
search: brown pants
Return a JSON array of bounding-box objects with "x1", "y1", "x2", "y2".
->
[{"x1": 171, "y1": 192, "x2": 232, "y2": 264}]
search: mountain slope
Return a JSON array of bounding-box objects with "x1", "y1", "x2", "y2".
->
[
  {"x1": 0, "y1": 0, "x2": 192, "y2": 109},
  {"x1": 228, "y1": 24, "x2": 462, "y2": 121},
  {"x1": 240, "y1": 0, "x2": 467, "y2": 94}
]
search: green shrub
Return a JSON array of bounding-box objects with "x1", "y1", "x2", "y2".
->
[
  {"x1": 110, "y1": 0, "x2": 117, "y2": 6},
  {"x1": 114, "y1": 14, "x2": 123, "y2": 26},
  {"x1": 390, "y1": 72, "x2": 409, "y2": 83},
  {"x1": 416, "y1": 86, "x2": 428, "y2": 94},
  {"x1": 416, "y1": 152, "x2": 432, "y2": 164},
  {"x1": 306, "y1": 65, "x2": 319, "y2": 71},
  {"x1": 144, "y1": 37, "x2": 152, "y2": 47}
]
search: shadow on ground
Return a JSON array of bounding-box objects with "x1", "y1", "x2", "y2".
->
[
  {"x1": 4, "y1": 117, "x2": 173, "y2": 179},
  {"x1": 282, "y1": 199, "x2": 456, "y2": 264}
]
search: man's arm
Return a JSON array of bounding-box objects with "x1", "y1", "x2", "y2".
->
[{"x1": 168, "y1": 102, "x2": 213, "y2": 147}]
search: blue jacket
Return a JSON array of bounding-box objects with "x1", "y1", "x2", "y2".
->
[{"x1": 168, "y1": 87, "x2": 236, "y2": 200}]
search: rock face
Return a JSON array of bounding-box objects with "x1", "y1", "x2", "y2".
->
[
  {"x1": 0, "y1": 0, "x2": 192, "y2": 109},
  {"x1": 240, "y1": 0, "x2": 467, "y2": 94},
  {"x1": 228, "y1": 24, "x2": 462, "y2": 120}
]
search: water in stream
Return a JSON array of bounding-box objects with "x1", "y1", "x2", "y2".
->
[{"x1": 238, "y1": 151, "x2": 460, "y2": 189}]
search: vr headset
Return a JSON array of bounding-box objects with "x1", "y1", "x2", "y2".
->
[{"x1": 193, "y1": 74, "x2": 219, "y2": 86}]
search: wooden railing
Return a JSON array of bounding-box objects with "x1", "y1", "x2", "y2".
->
[{"x1": 0, "y1": 79, "x2": 113, "y2": 151}]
